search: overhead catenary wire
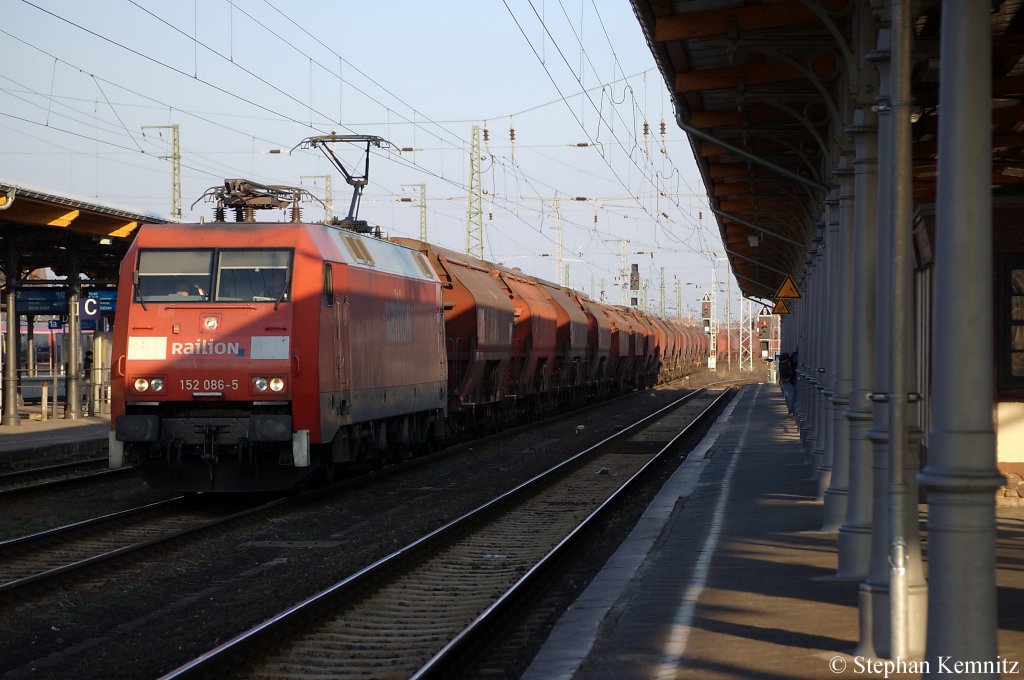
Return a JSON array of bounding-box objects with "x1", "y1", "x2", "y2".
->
[
  {"x1": 505, "y1": 0, "x2": 714, "y2": 263},
  {"x1": 3, "y1": 1, "x2": 712, "y2": 292},
  {"x1": 8, "y1": 3, "x2": 673, "y2": 223},
  {"x1": 21, "y1": 1, "x2": 633, "y2": 260}
]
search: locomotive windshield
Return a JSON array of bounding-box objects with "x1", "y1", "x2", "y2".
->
[
  {"x1": 216, "y1": 250, "x2": 291, "y2": 302},
  {"x1": 135, "y1": 248, "x2": 292, "y2": 303},
  {"x1": 135, "y1": 250, "x2": 213, "y2": 301}
]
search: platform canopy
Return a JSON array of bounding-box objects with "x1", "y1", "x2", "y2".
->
[
  {"x1": 629, "y1": 0, "x2": 1024, "y2": 300},
  {"x1": 0, "y1": 180, "x2": 168, "y2": 282}
]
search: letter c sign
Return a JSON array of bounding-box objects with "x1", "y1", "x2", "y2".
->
[{"x1": 80, "y1": 297, "x2": 100, "y2": 323}]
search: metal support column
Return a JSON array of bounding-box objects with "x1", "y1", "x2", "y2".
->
[
  {"x1": 65, "y1": 239, "x2": 82, "y2": 420},
  {"x1": 25, "y1": 314, "x2": 35, "y2": 377},
  {"x1": 887, "y1": 0, "x2": 927, "y2": 657},
  {"x1": 861, "y1": 14, "x2": 927, "y2": 657},
  {"x1": 466, "y1": 125, "x2": 484, "y2": 259},
  {"x1": 797, "y1": 257, "x2": 814, "y2": 461},
  {"x1": 818, "y1": 194, "x2": 841, "y2": 501},
  {"x1": 784, "y1": 298, "x2": 800, "y2": 391},
  {"x1": 919, "y1": 0, "x2": 1003, "y2": 672},
  {"x1": 789, "y1": 278, "x2": 803, "y2": 420},
  {"x1": 798, "y1": 257, "x2": 815, "y2": 462},
  {"x1": 811, "y1": 238, "x2": 828, "y2": 491},
  {"x1": 860, "y1": 22, "x2": 895, "y2": 656},
  {"x1": 743, "y1": 298, "x2": 754, "y2": 371},
  {"x1": 838, "y1": 103, "x2": 879, "y2": 580},
  {"x1": 823, "y1": 157, "x2": 855, "y2": 530},
  {"x1": 2, "y1": 228, "x2": 19, "y2": 426}
]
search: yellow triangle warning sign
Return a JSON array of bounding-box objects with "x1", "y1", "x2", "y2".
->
[
  {"x1": 772, "y1": 299, "x2": 790, "y2": 315},
  {"x1": 774, "y1": 275, "x2": 801, "y2": 299}
]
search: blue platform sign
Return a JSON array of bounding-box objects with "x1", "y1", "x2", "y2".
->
[
  {"x1": 16, "y1": 288, "x2": 67, "y2": 314},
  {"x1": 86, "y1": 289, "x2": 117, "y2": 313},
  {"x1": 80, "y1": 297, "x2": 100, "y2": 331},
  {"x1": 47, "y1": 319, "x2": 63, "y2": 330}
]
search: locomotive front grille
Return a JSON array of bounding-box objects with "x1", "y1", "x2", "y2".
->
[{"x1": 118, "y1": 403, "x2": 292, "y2": 444}]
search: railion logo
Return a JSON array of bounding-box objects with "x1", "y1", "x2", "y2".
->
[{"x1": 171, "y1": 339, "x2": 244, "y2": 356}]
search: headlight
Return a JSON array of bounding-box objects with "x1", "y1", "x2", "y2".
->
[
  {"x1": 150, "y1": 378, "x2": 164, "y2": 392},
  {"x1": 253, "y1": 377, "x2": 269, "y2": 392},
  {"x1": 269, "y1": 377, "x2": 285, "y2": 392},
  {"x1": 134, "y1": 378, "x2": 149, "y2": 392}
]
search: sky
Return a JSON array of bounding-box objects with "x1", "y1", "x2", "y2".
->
[{"x1": 0, "y1": 0, "x2": 738, "y2": 318}]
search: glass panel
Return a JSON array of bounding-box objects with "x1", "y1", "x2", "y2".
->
[
  {"x1": 1013, "y1": 325, "x2": 1024, "y2": 350},
  {"x1": 323, "y1": 263, "x2": 334, "y2": 306},
  {"x1": 1012, "y1": 269, "x2": 1024, "y2": 294},
  {"x1": 1013, "y1": 351, "x2": 1024, "y2": 377},
  {"x1": 1013, "y1": 296, "x2": 1024, "y2": 321},
  {"x1": 215, "y1": 249, "x2": 292, "y2": 302},
  {"x1": 219, "y1": 250, "x2": 291, "y2": 269},
  {"x1": 1002, "y1": 262, "x2": 1024, "y2": 390},
  {"x1": 136, "y1": 249, "x2": 213, "y2": 301}
]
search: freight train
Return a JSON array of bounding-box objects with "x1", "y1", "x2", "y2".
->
[
  {"x1": 108, "y1": 218, "x2": 708, "y2": 492},
  {"x1": 108, "y1": 137, "x2": 709, "y2": 492},
  {"x1": 712, "y1": 328, "x2": 746, "y2": 368}
]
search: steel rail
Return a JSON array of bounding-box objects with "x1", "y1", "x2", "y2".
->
[
  {"x1": 0, "y1": 456, "x2": 107, "y2": 480},
  {"x1": 414, "y1": 387, "x2": 733, "y2": 678},
  {"x1": 0, "y1": 495, "x2": 292, "y2": 598},
  {"x1": 0, "y1": 465, "x2": 134, "y2": 499},
  {"x1": 160, "y1": 386, "x2": 732, "y2": 679}
]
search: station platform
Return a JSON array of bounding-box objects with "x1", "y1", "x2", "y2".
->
[
  {"x1": 525, "y1": 384, "x2": 1024, "y2": 679},
  {"x1": 0, "y1": 411, "x2": 110, "y2": 464}
]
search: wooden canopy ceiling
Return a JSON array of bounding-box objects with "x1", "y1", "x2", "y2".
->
[
  {"x1": 630, "y1": 0, "x2": 1024, "y2": 300},
  {"x1": 0, "y1": 182, "x2": 167, "y2": 282}
]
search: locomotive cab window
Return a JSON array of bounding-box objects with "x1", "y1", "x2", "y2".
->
[
  {"x1": 215, "y1": 250, "x2": 292, "y2": 303},
  {"x1": 998, "y1": 257, "x2": 1024, "y2": 394},
  {"x1": 323, "y1": 263, "x2": 334, "y2": 306},
  {"x1": 135, "y1": 249, "x2": 213, "y2": 302}
]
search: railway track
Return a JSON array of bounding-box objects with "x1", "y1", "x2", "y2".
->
[
  {"x1": 0, "y1": 457, "x2": 135, "y2": 498},
  {"x1": 163, "y1": 386, "x2": 732, "y2": 679},
  {"x1": 0, "y1": 386, "x2": 670, "y2": 602},
  {"x1": 0, "y1": 495, "x2": 287, "y2": 600}
]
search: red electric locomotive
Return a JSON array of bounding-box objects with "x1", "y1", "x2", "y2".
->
[{"x1": 110, "y1": 167, "x2": 447, "y2": 492}]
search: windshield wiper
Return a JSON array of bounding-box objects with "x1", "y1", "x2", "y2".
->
[
  {"x1": 274, "y1": 270, "x2": 292, "y2": 311},
  {"x1": 132, "y1": 270, "x2": 148, "y2": 311}
]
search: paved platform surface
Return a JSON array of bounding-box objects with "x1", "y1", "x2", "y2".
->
[
  {"x1": 526, "y1": 383, "x2": 1024, "y2": 679},
  {"x1": 0, "y1": 410, "x2": 109, "y2": 462}
]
